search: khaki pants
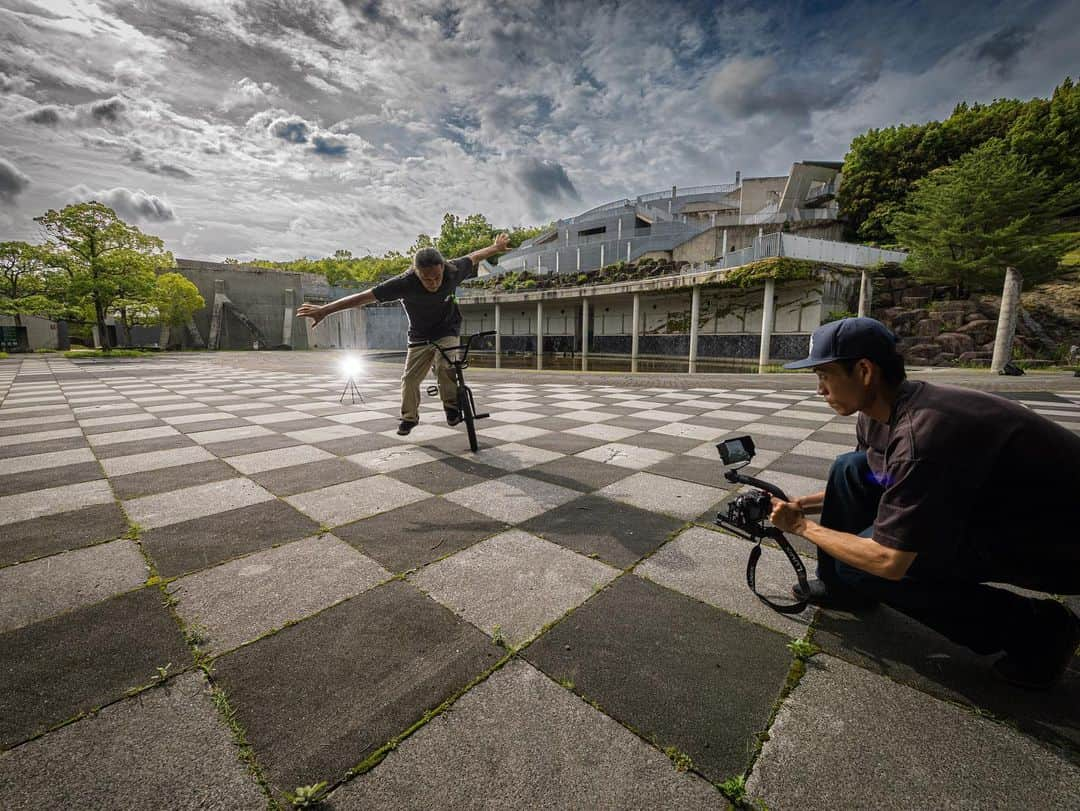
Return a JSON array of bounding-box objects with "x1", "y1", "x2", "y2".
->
[{"x1": 400, "y1": 335, "x2": 459, "y2": 422}]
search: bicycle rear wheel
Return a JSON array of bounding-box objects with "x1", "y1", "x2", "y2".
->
[{"x1": 457, "y1": 386, "x2": 478, "y2": 451}]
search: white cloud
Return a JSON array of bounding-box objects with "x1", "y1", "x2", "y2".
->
[{"x1": 65, "y1": 184, "x2": 176, "y2": 222}]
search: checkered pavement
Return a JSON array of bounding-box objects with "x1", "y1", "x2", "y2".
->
[{"x1": 1, "y1": 354, "x2": 1078, "y2": 808}]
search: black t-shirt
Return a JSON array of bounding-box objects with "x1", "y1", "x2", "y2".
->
[
  {"x1": 371, "y1": 257, "x2": 475, "y2": 341},
  {"x1": 857, "y1": 381, "x2": 1080, "y2": 579}
]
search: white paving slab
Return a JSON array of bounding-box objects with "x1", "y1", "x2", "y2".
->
[{"x1": 123, "y1": 478, "x2": 275, "y2": 529}]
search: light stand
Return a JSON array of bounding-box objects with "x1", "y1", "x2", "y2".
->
[{"x1": 339, "y1": 376, "x2": 365, "y2": 404}]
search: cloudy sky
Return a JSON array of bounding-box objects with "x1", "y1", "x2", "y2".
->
[{"x1": 0, "y1": 0, "x2": 1076, "y2": 261}]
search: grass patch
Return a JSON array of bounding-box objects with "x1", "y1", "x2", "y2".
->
[
  {"x1": 63, "y1": 348, "x2": 154, "y2": 359},
  {"x1": 0, "y1": 351, "x2": 7, "y2": 359}
]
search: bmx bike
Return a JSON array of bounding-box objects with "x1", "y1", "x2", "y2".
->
[{"x1": 407, "y1": 330, "x2": 496, "y2": 452}]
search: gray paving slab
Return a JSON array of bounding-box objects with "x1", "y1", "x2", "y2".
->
[
  {"x1": 0, "y1": 460, "x2": 102, "y2": 497},
  {"x1": 522, "y1": 455, "x2": 635, "y2": 493},
  {"x1": 107, "y1": 458, "x2": 240, "y2": 499},
  {"x1": 746, "y1": 654, "x2": 1080, "y2": 810},
  {"x1": 636, "y1": 525, "x2": 816, "y2": 638},
  {"x1": 0, "y1": 479, "x2": 114, "y2": 526},
  {"x1": 248, "y1": 456, "x2": 371, "y2": 496},
  {"x1": 385, "y1": 455, "x2": 508, "y2": 495},
  {"x1": 312, "y1": 432, "x2": 402, "y2": 455},
  {"x1": 211, "y1": 580, "x2": 502, "y2": 792},
  {"x1": 0, "y1": 587, "x2": 189, "y2": 747},
  {"x1": 596, "y1": 471, "x2": 725, "y2": 520},
  {"x1": 813, "y1": 602, "x2": 1080, "y2": 757},
  {"x1": 0, "y1": 435, "x2": 88, "y2": 459},
  {"x1": 91, "y1": 434, "x2": 196, "y2": 459},
  {"x1": 334, "y1": 497, "x2": 508, "y2": 572},
  {"x1": 142, "y1": 499, "x2": 321, "y2": 577},
  {"x1": 285, "y1": 474, "x2": 429, "y2": 526},
  {"x1": 200, "y1": 432, "x2": 302, "y2": 457},
  {"x1": 0, "y1": 672, "x2": 265, "y2": 810},
  {"x1": 469, "y1": 441, "x2": 564, "y2": 472},
  {"x1": 765, "y1": 451, "x2": 834, "y2": 480},
  {"x1": 0, "y1": 501, "x2": 129, "y2": 568},
  {"x1": 97, "y1": 445, "x2": 217, "y2": 477},
  {"x1": 514, "y1": 429, "x2": 609, "y2": 454},
  {"x1": 223, "y1": 443, "x2": 335, "y2": 474},
  {"x1": 444, "y1": 473, "x2": 580, "y2": 524},
  {"x1": 0, "y1": 539, "x2": 148, "y2": 633},
  {"x1": 524, "y1": 573, "x2": 794, "y2": 782},
  {"x1": 168, "y1": 534, "x2": 390, "y2": 653},
  {"x1": 330, "y1": 659, "x2": 721, "y2": 810},
  {"x1": 345, "y1": 444, "x2": 443, "y2": 473},
  {"x1": 520, "y1": 493, "x2": 684, "y2": 568},
  {"x1": 645, "y1": 453, "x2": 734, "y2": 489},
  {"x1": 411, "y1": 529, "x2": 619, "y2": 646},
  {"x1": 123, "y1": 477, "x2": 275, "y2": 529},
  {"x1": 620, "y1": 429, "x2": 703, "y2": 453}
]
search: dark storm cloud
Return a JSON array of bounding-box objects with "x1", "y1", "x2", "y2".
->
[
  {"x1": 270, "y1": 117, "x2": 311, "y2": 143},
  {"x1": 707, "y1": 54, "x2": 882, "y2": 128},
  {"x1": 69, "y1": 185, "x2": 175, "y2": 222},
  {"x1": 90, "y1": 97, "x2": 126, "y2": 123},
  {"x1": 0, "y1": 158, "x2": 32, "y2": 204},
  {"x1": 311, "y1": 135, "x2": 348, "y2": 157},
  {"x1": 513, "y1": 158, "x2": 579, "y2": 202},
  {"x1": 974, "y1": 25, "x2": 1034, "y2": 78},
  {"x1": 128, "y1": 148, "x2": 195, "y2": 180},
  {"x1": 25, "y1": 106, "x2": 63, "y2": 126}
]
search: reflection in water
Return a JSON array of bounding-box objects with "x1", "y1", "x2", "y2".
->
[{"x1": 382, "y1": 351, "x2": 759, "y2": 374}]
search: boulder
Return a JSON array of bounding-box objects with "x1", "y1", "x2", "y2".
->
[
  {"x1": 887, "y1": 309, "x2": 925, "y2": 336},
  {"x1": 958, "y1": 351, "x2": 991, "y2": 366},
  {"x1": 935, "y1": 332, "x2": 975, "y2": 355},
  {"x1": 903, "y1": 296, "x2": 930, "y2": 308},
  {"x1": 956, "y1": 319, "x2": 996, "y2": 345},
  {"x1": 915, "y1": 317, "x2": 944, "y2": 337}
]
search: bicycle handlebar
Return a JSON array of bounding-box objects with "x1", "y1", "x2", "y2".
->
[{"x1": 406, "y1": 331, "x2": 495, "y2": 363}]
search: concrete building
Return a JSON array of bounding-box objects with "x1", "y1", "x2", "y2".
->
[{"x1": 494, "y1": 162, "x2": 843, "y2": 276}]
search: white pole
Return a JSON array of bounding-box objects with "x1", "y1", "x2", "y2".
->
[
  {"x1": 536, "y1": 300, "x2": 544, "y2": 370},
  {"x1": 576, "y1": 247, "x2": 581, "y2": 272},
  {"x1": 494, "y1": 303, "x2": 502, "y2": 369},
  {"x1": 600, "y1": 243, "x2": 605, "y2": 268},
  {"x1": 631, "y1": 293, "x2": 640, "y2": 373},
  {"x1": 556, "y1": 252, "x2": 560, "y2": 273},
  {"x1": 759, "y1": 279, "x2": 776, "y2": 372},
  {"x1": 689, "y1": 285, "x2": 700, "y2": 374},
  {"x1": 626, "y1": 241, "x2": 631, "y2": 262},
  {"x1": 581, "y1": 298, "x2": 589, "y2": 372},
  {"x1": 857, "y1": 270, "x2": 870, "y2": 318}
]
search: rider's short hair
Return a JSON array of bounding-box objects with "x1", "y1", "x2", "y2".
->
[
  {"x1": 414, "y1": 247, "x2": 445, "y2": 270},
  {"x1": 840, "y1": 352, "x2": 907, "y2": 386}
]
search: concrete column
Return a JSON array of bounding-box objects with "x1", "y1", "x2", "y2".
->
[
  {"x1": 576, "y1": 247, "x2": 581, "y2": 271},
  {"x1": 626, "y1": 241, "x2": 631, "y2": 262},
  {"x1": 536, "y1": 300, "x2": 544, "y2": 370},
  {"x1": 617, "y1": 219, "x2": 622, "y2": 240},
  {"x1": 494, "y1": 303, "x2": 502, "y2": 369},
  {"x1": 631, "y1": 293, "x2": 640, "y2": 373},
  {"x1": 600, "y1": 243, "x2": 605, "y2": 268},
  {"x1": 581, "y1": 298, "x2": 589, "y2": 371},
  {"x1": 689, "y1": 284, "x2": 701, "y2": 374},
  {"x1": 721, "y1": 229, "x2": 728, "y2": 263},
  {"x1": 758, "y1": 279, "x2": 776, "y2": 372},
  {"x1": 991, "y1": 267, "x2": 1023, "y2": 373},
  {"x1": 282, "y1": 288, "x2": 294, "y2": 347},
  {"x1": 857, "y1": 270, "x2": 871, "y2": 318},
  {"x1": 555, "y1": 252, "x2": 560, "y2": 273},
  {"x1": 711, "y1": 213, "x2": 716, "y2": 227}
]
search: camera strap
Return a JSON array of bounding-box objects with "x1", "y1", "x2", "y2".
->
[{"x1": 746, "y1": 528, "x2": 810, "y2": 614}]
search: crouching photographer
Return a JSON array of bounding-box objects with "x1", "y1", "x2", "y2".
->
[{"x1": 770, "y1": 317, "x2": 1080, "y2": 690}]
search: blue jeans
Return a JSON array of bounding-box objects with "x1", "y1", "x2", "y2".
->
[{"x1": 818, "y1": 452, "x2": 1059, "y2": 655}]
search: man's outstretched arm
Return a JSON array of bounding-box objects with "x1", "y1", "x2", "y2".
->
[
  {"x1": 296, "y1": 289, "x2": 377, "y2": 328},
  {"x1": 770, "y1": 497, "x2": 916, "y2": 580},
  {"x1": 467, "y1": 232, "x2": 511, "y2": 266}
]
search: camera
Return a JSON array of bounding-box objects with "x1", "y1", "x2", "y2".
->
[{"x1": 714, "y1": 435, "x2": 810, "y2": 614}]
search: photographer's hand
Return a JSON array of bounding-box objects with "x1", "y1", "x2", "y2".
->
[{"x1": 770, "y1": 497, "x2": 808, "y2": 535}]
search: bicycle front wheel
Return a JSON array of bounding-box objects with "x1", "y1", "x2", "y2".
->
[{"x1": 458, "y1": 387, "x2": 478, "y2": 452}]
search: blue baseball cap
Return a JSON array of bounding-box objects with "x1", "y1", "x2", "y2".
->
[{"x1": 783, "y1": 317, "x2": 899, "y2": 370}]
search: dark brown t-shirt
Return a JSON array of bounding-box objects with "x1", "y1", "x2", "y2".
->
[
  {"x1": 857, "y1": 381, "x2": 1080, "y2": 574},
  {"x1": 371, "y1": 257, "x2": 475, "y2": 342}
]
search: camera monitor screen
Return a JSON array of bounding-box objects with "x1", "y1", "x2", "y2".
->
[{"x1": 717, "y1": 435, "x2": 755, "y2": 465}]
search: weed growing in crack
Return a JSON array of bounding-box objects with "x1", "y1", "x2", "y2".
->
[
  {"x1": 284, "y1": 781, "x2": 329, "y2": 808},
  {"x1": 663, "y1": 745, "x2": 693, "y2": 773}
]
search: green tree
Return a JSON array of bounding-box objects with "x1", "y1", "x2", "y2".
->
[
  {"x1": 0, "y1": 241, "x2": 66, "y2": 328},
  {"x1": 889, "y1": 139, "x2": 1076, "y2": 295},
  {"x1": 153, "y1": 272, "x2": 205, "y2": 347},
  {"x1": 35, "y1": 202, "x2": 174, "y2": 350}
]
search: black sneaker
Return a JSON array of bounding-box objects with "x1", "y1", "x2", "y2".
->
[
  {"x1": 396, "y1": 420, "x2": 417, "y2": 436},
  {"x1": 444, "y1": 407, "x2": 462, "y2": 426},
  {"x1": 993, "y1": 600, "x2": 1080, "y2": 690},
  {"x1": 792, "y1": 578, "x2": 878, "y2": 611}
]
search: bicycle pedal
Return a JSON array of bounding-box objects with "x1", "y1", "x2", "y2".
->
[
  {"x1": 474, "y1": 412, "x2": 490, "y2": 419},
  {"x1": 425, "y1": 385, "x2": 439, "y2": 397}
]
